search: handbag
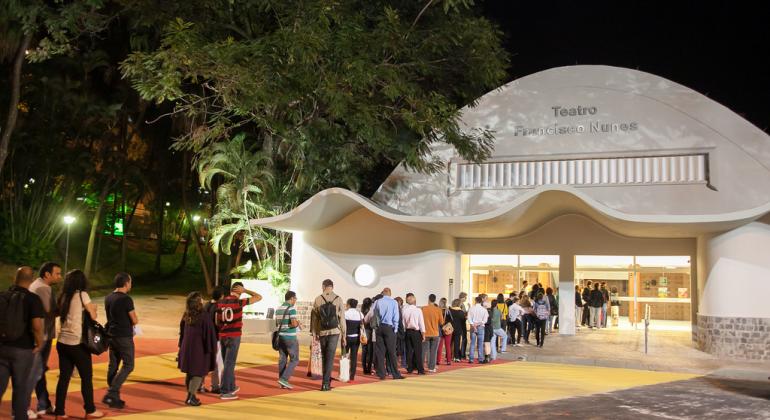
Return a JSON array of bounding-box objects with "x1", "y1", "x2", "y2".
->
[
  {"x1": 272, "y1": 305, "x2": 290, "y2": 351},
  {"x1": 441, "y1": 309, "x2": 454, "y2": 335},
  {"x1": 358, "y1": 310, "x2": 368, "y2": 345},
  {"x1": 309, "y1": 336, "x2": 323, "y2": 378},
  {"x1": 79, "y1": 292, "x2": 110, "y2": 355},
  {"x1": 338, "y1": 351, "x2": 350, "y2": 383}
]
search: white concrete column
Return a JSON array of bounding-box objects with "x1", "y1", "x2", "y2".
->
[{"x1": 558, "y1": 254, "x2": 576, "y2": 335}]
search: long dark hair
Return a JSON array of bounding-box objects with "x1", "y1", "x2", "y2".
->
[
  {"x1": 184, "y1": 291, "x2": 204, "y2": 325},
  {"x1": 58, "y1": 269, "x2": 89, "y2": 324},
  {"x1": 361, "y1": 297, "x2": 373, "y2": 315}
]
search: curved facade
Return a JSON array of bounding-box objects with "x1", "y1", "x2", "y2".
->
[{"x1": 254, "y1": 66, "x2": 770, "y2": 360}]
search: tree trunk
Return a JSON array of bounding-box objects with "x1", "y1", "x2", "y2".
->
[
  {"x1": 0, "y1": 33, "x2": 32, "y2": 176},
  {"x1": 182, "y1": 154, "x2": 212, "y2": 293},
  {"x1": 120, "y1": 187, "x2": 144, "y2": 271},
  {"x1": 154, "y1": 188, "x2": 163, "y2": 274},
  {"x1": 84, "y1": 179, "x2": 112, "y2": 278}
]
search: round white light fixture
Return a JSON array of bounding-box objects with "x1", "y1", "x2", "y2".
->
[
  {"x1": 63, "y1": 215, "x2": 76, "y2": 225},
  {"x1": 353, "y1": 264, "x2": 377, "y2": 287}
]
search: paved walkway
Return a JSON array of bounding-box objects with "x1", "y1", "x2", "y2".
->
[{"x1": 498, "y1": 326, "x2": 770, "y2": 380}]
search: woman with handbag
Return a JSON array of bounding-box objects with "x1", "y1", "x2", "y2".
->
[
  {"x1": 54, "y1": 270, "x2": 105, "y2": 419},
  {"x1": 436, "y1": 298, "x2": 453, "y2": 366},
  {"x1": 360, "y1": 297, "x2": 374, "y2": 375},
  {"x1": 344, "y1": 298, "x2": 365, "y2": 382},
  {"x1": 178, "y1": 291, "x2": 219, "y2": 405}
]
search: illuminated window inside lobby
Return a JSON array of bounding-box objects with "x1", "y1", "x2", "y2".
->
[
  {"x1": 464, "y1": 255, "x2": 559, "y2": 299},
  {"x1": 575, "y1": 255, "x2": 692, "y2": 329}
]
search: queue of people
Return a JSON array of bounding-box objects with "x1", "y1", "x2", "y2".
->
[{"x1": 0, "y1": 263, "x2": 137, "y2": 420}]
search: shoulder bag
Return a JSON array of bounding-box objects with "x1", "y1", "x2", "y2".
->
[
  {"x1": 442, "y1": 309, "x2": 454, "y2": 335},
  {"x1": 80, "y1": 292, "x2": 110, "y2": 355},
  {"x1": 272, "y1": 305, "x2": 290, "y2": 351},
  {"x1": 358, "y1": 310, "x2": 368, "y2": 345}
]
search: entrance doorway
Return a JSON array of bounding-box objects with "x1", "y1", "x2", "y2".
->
[
  {"x1": 575, "y1": 255, "x2": 692, "y2": 331},
  {"x1": 464, "y1": 254, "x2": 559, "y2": 300}
]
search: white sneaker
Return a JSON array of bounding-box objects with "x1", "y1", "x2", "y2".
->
[
  {"x1": 27, "y1": 410, "x2": 39, "y2": 419},
  {"x1": 429, "y1": 368, "x2": 437, "y2": 373}
]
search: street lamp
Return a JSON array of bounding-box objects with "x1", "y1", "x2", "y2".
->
[
  {"x1": 63, "y1": 215, "x2": 76, "y2": 273},
  {"x1": 192, "y1": 215, "x2": 201, "y2": 222}
]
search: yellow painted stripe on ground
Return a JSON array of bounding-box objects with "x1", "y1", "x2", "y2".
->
[
  {"x1": 3, "y1": 343, "x2": 292, "y2": 401},
  {"x1": 108, "y1": 362, "x2": 698, "y2": 420}
]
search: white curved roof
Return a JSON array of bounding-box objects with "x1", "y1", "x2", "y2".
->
[{"x1": 253, "y1": 66, "x2": 770, "y2": 237}]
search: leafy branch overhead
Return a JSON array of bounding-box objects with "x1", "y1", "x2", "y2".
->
[{"x1": 121, "y1": 0, "x2": 509, "y2": 189}]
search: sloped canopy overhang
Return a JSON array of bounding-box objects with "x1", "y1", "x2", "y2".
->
[{"x1": 250, "y1": 187, "x2": 770, "y2": 239}]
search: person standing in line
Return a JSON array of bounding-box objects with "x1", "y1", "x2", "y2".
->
[
  {"x1": 178, "y1": 292, "x2": 218, "y2": 406},
  {"x1": 360, "y1": 297, "x2": 374, "y2": 375},
  {"x1": 343, "y1": 298, "x2": 363, "y2": 383},
  {"x1": 27, "y1": 262, "x2": 62, "y2": 417},
  {"x1": 310, "y1": 279, "x2": 346, "y2": 391},
  {"x1": 103, "y1": 273, "x2": 137, "y2": 409},
  {"x1": 421, "y1": 294, "x2": 443, "y2": 373},
  {"x1": 545, "y1": 287, "x2": 558, "y2": 334},
  {"x1": 600, "y1": 282, "x2": 610, "y2": 328},
  {"x1": 467, "y1": 296, "x2": 488, "y2": 363},
  {"x1": 217, "y1": 282, "x2": 262, "y2": 399},
  {"x1": 364, "y1": 288, "x2": 404, "y2": 380},
  {"x1": 203, "y1": 286, "x2": 227, "y2": 393},
  {"x1": 276, "y1": 291, "x2": 301, "y2": 389},
  {"x1": 581, "y1": 281, "x2": 592, "y2": 326},
  {"x1": 53, "y1": 269, "x2": 104, "y2": 419},
  {"x1": 436, "y1": 298, "x2": 453, "y2": 366},
  {"x1": 490, "y1": 299, "x2": 507, "y2": 359},
  {"x1": 495, "y1": 293, "x2": 508, "y2": 348},
  {"x1": 504, "y1": 292, "x2": 516, "y2": 344},
  {"x1": 532, "y1": 291, "x2": 550, "y2": 348},
  {"x1": 507, "y1": 296, "x2": 524, "y2": 346},
  {"x1": 610, "y1": 287, "x2": 621, "y2": 327},
  {"x1": 0, "y1": 267, "x2": 45, "y2": 420},
  {"x1": 519, "y1": 295, "x2": 534, "y2": 344},
  {"x1": 588, "y1": 282, "x2": 604, "y2": 329},
  {"x1": 457, "y1": 292, "x2": 469, "y2": 360},
  {"x1": 394, "y1": 296, "x2": 407, "y2": 369},
  {"x1": 401, "y1": 293, "x2": 425, "y2": 375},
  {"x1": 574, "y1": 285, "x2": 584, "y2": 331},
  {"x1": 448, "y1": 299, "x2": 465, "y2": 362}
]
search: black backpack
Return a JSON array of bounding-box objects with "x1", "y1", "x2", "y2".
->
[
  {"x1": 0, "y1": 289, "x2": 27, "y2": 342},
  {"x1": 318, "y1": 295, "x2": 339, "y2": 330}
]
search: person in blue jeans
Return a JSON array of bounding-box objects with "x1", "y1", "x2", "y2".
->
[
  {"x1": 276, "y1": 291, "x2": 300, "y2": 389},
  {"x1": 216, "y1": 282, "x2": 261, "y2": 400},
  {"x1": 467, "y1": 296, "x2": 488, "y2": 363}
]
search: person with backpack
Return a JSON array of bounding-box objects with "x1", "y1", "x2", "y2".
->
[
  {"x1": 217, "y1": 282, "x2": 262, "y2": 400},
  {"x1": 54, "y1": 269, "x2": 104, "y2": 419},
  {"x1": 545, "y1": 287, "x2": 558, "y2": 334},
  {"x1": 519, "y1": 295, "x2": 535, "y2": 344},
  {"x1": 310, "y1": 279, "x2": 346, "y2": 391},
  {"x1": 532, "y1": 291, "x2": 551, "y2": 348},
  {"x1": 178, "y1": 292, "x2": 218, "y2": 406},
  {"x1": 0, "y1": 266, "x2": 45, "y2": 420},
  {"x1": 103, "y1": 273, "x2": 138, "y2": 409},
  {"x1": 276, "y1": 291, "x2": 300, "y2": 389},
  {"x1": 27, "y1": 262, "x2": 62, "y2": 418}
]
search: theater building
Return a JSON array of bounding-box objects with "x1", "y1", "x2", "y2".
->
[{"x1": 252, "y1": 65, "x2": 770, "y2": 361}]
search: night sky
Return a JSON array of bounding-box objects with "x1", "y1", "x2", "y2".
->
[{"x1": 483, "y1": 1, "x2": 770, "y2": 132}]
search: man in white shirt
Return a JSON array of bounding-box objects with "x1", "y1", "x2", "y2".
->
[
  {"x1": 401, "y1": 293, "x2": 426, "y2": 374},
  {"x1": 467, "y1": 296, "x2": 489, "y2": 363},
  {"x1": 508, "y1": 297, "x2": 524, "y2": 346},
  {"x1": 28, "y1": 262, "x2": 62, "y2": 416}
]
